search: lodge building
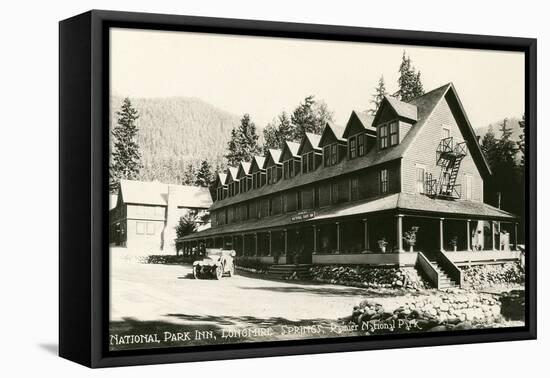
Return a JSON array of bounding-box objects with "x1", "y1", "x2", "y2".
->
[{"x1": 177, "y1": 83, "x2": 520, "y2": 287}]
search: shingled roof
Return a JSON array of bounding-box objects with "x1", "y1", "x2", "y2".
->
[
  {"x1": 180, "y1": 193, "x2": 514, "y2": 240},
  {"x1": 119, "y1": 179, "x2": 212, "y2": 209},
  {"x1": 210, "y1": 83, "x2": 490, "y2": 211}
]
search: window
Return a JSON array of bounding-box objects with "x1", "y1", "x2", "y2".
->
[
  {"x1": 271, "y1": 166, "x2": 278, "y2": 183},
  {"x1": 390, "y1": 121, "x2": 399, "y2": 146},
  {"x1": 465, "y1": 174, "x2": 472, "y2": 200},
  {"x1": 416, "y1": 165, "x2": 426, "y2": 194},
  {"x1": 247, "y1": 177, "x2": 252, "y2": 191},
  {"x1": 267, "y1": 168, "x2": 272, "y2": 184},
  {"x1": 331, "y1": 144, "x2": 338, "y2": 165},
  {"x1": 240, "y1": 179, "x2": 246, "y2": 193},
  {"x1": 379, "y1": 124, "x2": 388, "y2": 149},
  {"x1": 136, "y1": 221, "x2": 145, "y2": 235},
  {"x1": 146, "y1": 222, "x2": 155, "y2": 235},
  {"x1": 308, "y1": 152, "x2": 314, "y2": 171},
  {"x1": 297, "y1": 191, "x2": 302, "y2": 210},
  {"x1": 302, "y1": 155, "x2": 307, "y2": 173},
  {"x1": 323, "y1": 146, "x2": 330, "y2": 167},
  {"x1": 357, "y1": 134, "x2": 365, "y2": 156},
  {"x1": 283, "y1": 160, "x2": 294, "y2": 179},
  {"x1": 302, "y1": 188, "x2": 314, "y2": 209},
  {"x1": 155, "y1": 207, "x2": 165, "y2": 217},
  {"x1": 442, "y1": 126, "x2": 451, "y2": 139},
  {"x1": 351, "y1": 178, "x2": 359, "y2": 200},
  {"x1": 349, "y1": 137, "x2": 357, "y2": 159},
  {"x1": 380, "y1": 169, "x2": 388, "y2": 194}
]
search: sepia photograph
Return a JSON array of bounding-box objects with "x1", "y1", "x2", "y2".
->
[{"x1": 107, "y1": 27, "x2": 527, "y2": 351}]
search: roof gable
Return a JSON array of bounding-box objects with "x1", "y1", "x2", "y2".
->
[
  {"x1": 372, "y1": 96, "x2": 418, "y2": 126},
  {"x1": 236, "y1": 162, "x2": 251, "y2": 179},
  {"x1": 280, "y1": 141, "x2": 301, "y2": 162},
  {"x1": 225, "y1": 166, "x2": 239, "y2": 183},
  {"x1": 264, "y1": 149, "x2": 282, "y2": 168},
  {"x1": 249, "y1": 156, "x2": 266, "y2": 174},
  {"x1": 319, "y1": 122, "x2": 346, "y2": 147},
  {"x1": 297, "y1": 132, "x2": 321, "y2": 155},
  {"x1": 214, "y1": 173, "x2": 227, "y2": 188},
  {"x1": 343, "y1": 110, "x2": 376, "y2": 138}
]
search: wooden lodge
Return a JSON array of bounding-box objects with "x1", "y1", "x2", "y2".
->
[{"x1": 177, "y1": 83, "x2": 520, "y2": 288}]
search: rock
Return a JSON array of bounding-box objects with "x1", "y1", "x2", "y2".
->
[
  {"x1": 454, "y1": 321, "x2": 473, "y2": 330},
  {"x1": 428, "y1": 325, "x2": 448, "y2": 332}
]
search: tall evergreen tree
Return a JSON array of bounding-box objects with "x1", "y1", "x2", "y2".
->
[
  {"x1": 395, "y1": 51, "x2": 424, "y2": 102},
  {"x1": 291, "y1": 95, "x2": 333, "y2": 141},
  {"x1": 263, "y1": 112, "x2": 294, "y2": 152},
  {"x1": 110, "y1": 98, "x2": 142, "y2": 192},
  {"x1": 225, "y1": 114, "x2": 261, "y2": 166},
  {"x1": 480, "y1": 126, "x2": 498, "y2": 168},
  {"x1": 195, "y1": 160, "x2": 214, "y2": 188},
  {"x1": 181, "y1": 163, "x2": 196, "y2": 186},
  {"x1": 369, "y1": 75, "x2": 387, "y2": 115}
]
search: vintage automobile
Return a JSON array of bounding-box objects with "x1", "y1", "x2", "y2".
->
[{"x1": 192, "y1": 248, "x2": 236, "y2": 279}]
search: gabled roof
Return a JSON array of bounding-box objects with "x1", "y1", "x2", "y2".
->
[
  {"x1": 280, "y1": 141, "x2": 301, "y2": 162},
  {"x1": 210, "y1": 83, "x2": 491, "y2": 210},
  {"x1": 342, "y1": 110, "x2": 376, "y2": 139},
  {"x1": 297, "y1": 132, "x2": 322, "y2": 155},
  {"x1": 119, "y1": 179, "x2": 212, "y2": 208},
  {"x1": 404, "y1": 83, "x2": 491, "y2": 178},
  {"x1": 214, "y1": 173, "x2": 227, "y2": 187},
  {"x1": 250, "y1": 156, "x2": 266, "y2": 173},
  {"x1": 226, "y1": 167, "x2": 239, "y2": 183},
  {"x1": 319, "y1": 121, "x2": 346, "y2": 147},
  {"x1": 372, "y1": 95, "x2": 418, "y2": 126},
  {"x1": 236, "y1": 162, "x2": 251, "y2": 179},
  {"x1": 264, "y1": 149, "x2": 282, "y2": 168}
]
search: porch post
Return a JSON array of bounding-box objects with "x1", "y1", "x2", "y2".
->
[
  {"x1": 268, "y1": 231, "x2": 272, "y2": 256},
  {"x1": 514, "y1": 222, "x2": 518, "y2": 250},
  {"x1": 439, "y1": 217, "x2": 445, "y2": 252},
  {"x1": 254, "y1": 233, "x2": 258, "y2": 256},
  {"x1": 284, "y1": 229, "x2": 288, "y2": 255},
  {"x1": 362, "y1": 218, "x2": 369, "y2": 252},
  {"x1": 466, "y1": 219, "x2": 472, "y2": 251},
  {"x1": 397, "y1": 214, "x2": 404, "y2": 253},
  {"x1": 242, "y1": 234, "x2": 246, "y2": 256},
  {"x1": 335, "y1": 222, "x2": 340, "y2": 254},
  {"x1": 312, "y1": 225, "x2": 317, "y2": 254},
  {"x1": 491, "y1": 221, "x2": 496, "y2": 250}
]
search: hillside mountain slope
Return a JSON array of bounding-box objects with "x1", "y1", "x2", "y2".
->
[
  {"x1": 474, "y1": 117, "x2": 522, "y2": 141},
  {"x1": 110, "y1": 96, "x2": 240, "y2": 184}
]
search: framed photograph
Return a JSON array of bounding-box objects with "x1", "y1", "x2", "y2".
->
[{"x1": 59, "y1": 10, "x2": 536, "y2": 368}]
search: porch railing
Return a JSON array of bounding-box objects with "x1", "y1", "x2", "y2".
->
[{"x1": 415, "y1": 252, "x2": 440, "y2": 289}]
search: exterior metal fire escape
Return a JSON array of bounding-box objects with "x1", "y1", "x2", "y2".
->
[{"x1": 426, "y1": 137, "x2": 467, "y2": 198}]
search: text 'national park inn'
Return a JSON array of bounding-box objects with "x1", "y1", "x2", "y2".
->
[{"x1": 177, "y1": 83, "x2": 521, "y2": 288}]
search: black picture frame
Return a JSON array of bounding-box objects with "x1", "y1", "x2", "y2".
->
[{"x1": 59, "y1": 9, "x2": 537, "y2": 368}]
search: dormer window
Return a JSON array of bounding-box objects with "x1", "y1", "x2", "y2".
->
[
  {"x1": 379, "y1": 121, "x2": 399, "y2": 149},
  {"x1": 324, "y1": 144, "x2": 338, "y2": 167},
  {"x1": 283, "y1": 160, "x2": 294, "y2": 179},
  {"x1": 267, "y1": 166, "x2": 278, "y2": 184},
  {"x1": 357, "y1": 134, "x2": 365, "y2": 156},
  {"x1": 253, "y1": 172, "x2": 263, "y2": 189},
  {"x1": 349, "y1": 137, "x2": 357, "y2": 159},
  {"x1": 302, "y1": 152, "x2": 315, "y2": 173}
]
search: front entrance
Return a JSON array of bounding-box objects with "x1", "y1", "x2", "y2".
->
[{"x1": 287, "y1": 227, "x2": 313, "y2": 264}]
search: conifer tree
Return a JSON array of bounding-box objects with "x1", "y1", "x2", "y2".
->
[
  {"x1": 195, "y1": 160, "x2": 214, "y2": 188},
  {"x1": 395, "y1": 51, "x2": 425, "y2": 102},
  {"x1": 110, "y1": 98, "x2": 142, "y2": 192},
  {"x1": 225, "y1": 114, "x2": 261, "y2": 166},
  {"x1": 263, "y1": 112, "x2": 294, "y2": 152},
  {"x1": 369, "y1": 75, "x2": 387, "y2": 115},
  {"x1": 291, "y1": 95, "x2": 333, "y2": 141}
]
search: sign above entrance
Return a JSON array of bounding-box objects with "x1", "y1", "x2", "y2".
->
[{"x1": 291, "y1": 210, "x2": 315, "y2": 222}]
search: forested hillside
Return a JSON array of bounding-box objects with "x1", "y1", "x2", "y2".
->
[
  {"x1": 475, "y1": 117, "x2": 522, "y2": 141},
  {"x1": 110, "y1": 96, "x2": 240, "y2": 184}
]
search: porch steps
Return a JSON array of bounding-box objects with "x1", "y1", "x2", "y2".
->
[
  {"x1": 429, "y1": 260, "x2": 458, "y2": 289},
  {"x1": 267, "y1": 264, "x2": 313, "y2": 280}
]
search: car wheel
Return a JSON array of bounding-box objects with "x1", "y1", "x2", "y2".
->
[
  {"x1": 215, "y1": 265, "x2": 223, "y2": 280},
  {"x1": 193, "y1": 266, "x2": 200, "y2": 279}
]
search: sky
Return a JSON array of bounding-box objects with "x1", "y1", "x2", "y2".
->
[{"x1": 110, "y1": 28, "x2": 525, "y2": 128}]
